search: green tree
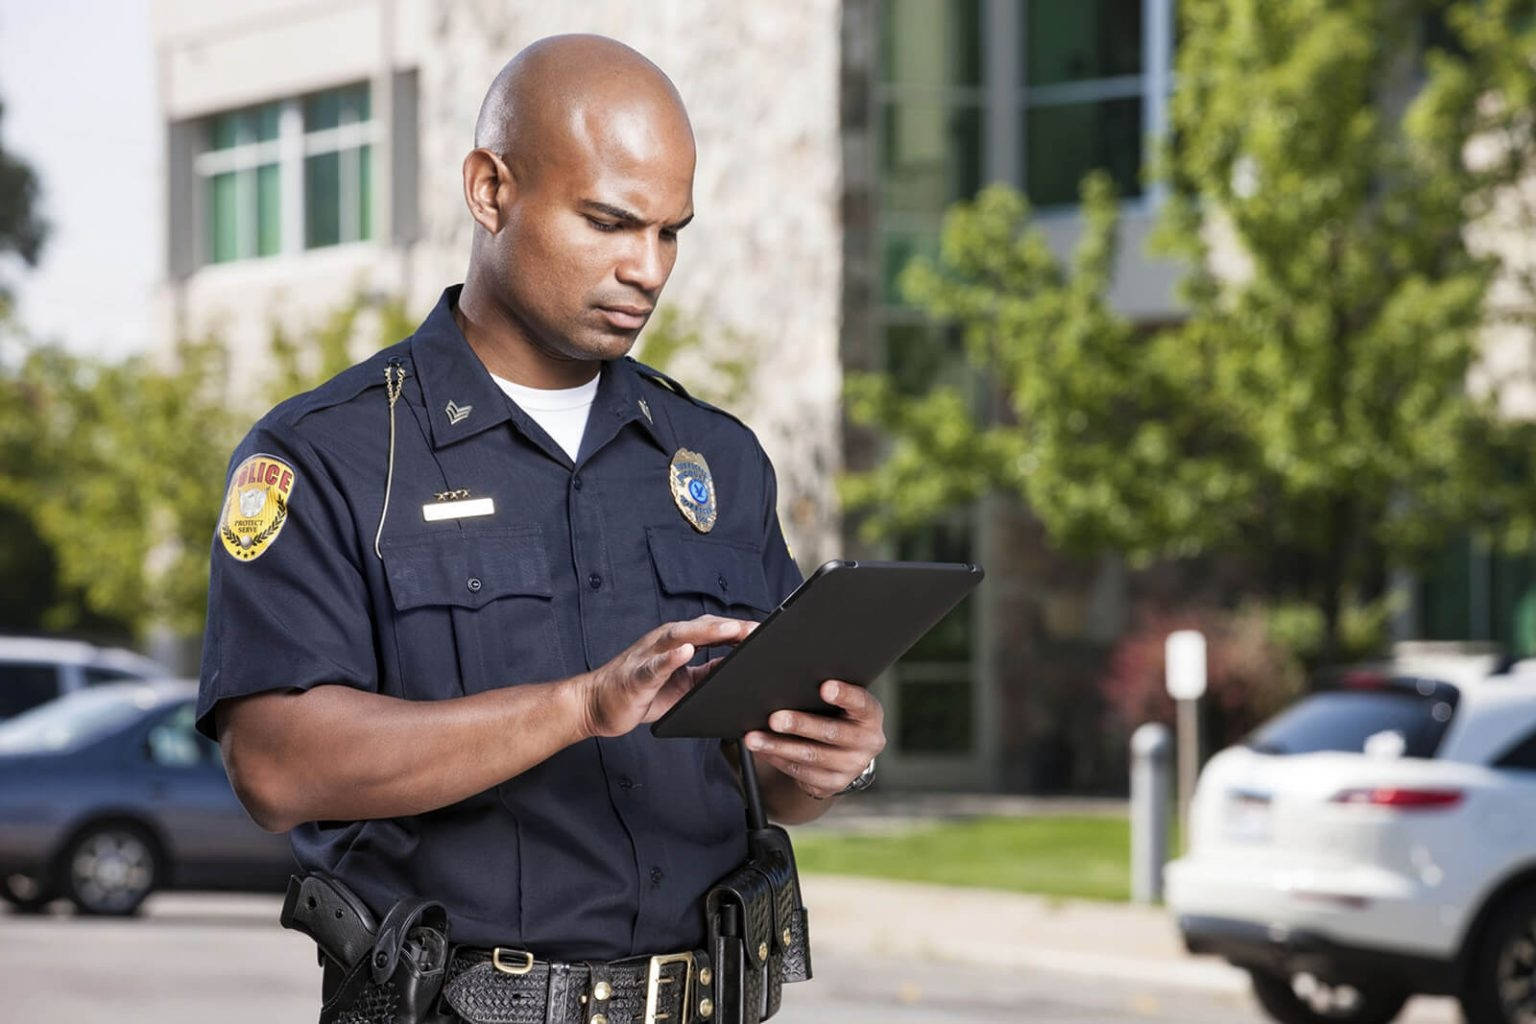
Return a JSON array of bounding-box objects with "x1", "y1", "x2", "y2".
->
[
  {"x1": 845, "y1": 0, "x2": 1536, "y2": 663},
  {"x1": 0, "y1": 292, "x2": 413, "y2": 639},
  {"x1": 0, "y1": 99, "x2": 47, "y2": 299}
]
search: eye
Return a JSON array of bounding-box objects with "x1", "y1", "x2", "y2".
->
[
  {"x1": 585, "y1": 217, "x2": 620, "y2": 233},
  {"x1": 660, "y1": 228, "x2": 679, "y2": 242}
]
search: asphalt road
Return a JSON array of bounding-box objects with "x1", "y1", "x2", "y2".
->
[{"x1": 0, "y1": 893, "x2": 1462, "y2": 1024}]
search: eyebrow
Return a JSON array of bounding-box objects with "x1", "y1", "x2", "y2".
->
[{"x1": 579, "y1": 199, "x2": 693, "y2": 231}]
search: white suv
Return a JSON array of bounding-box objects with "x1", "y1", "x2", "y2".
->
[
  {"x1": 0, "y1": 637, "x2": 167, "y2": 720},
  {"x1": 1166, "y1": 669, "x2": 1536, "y2": 1024}
]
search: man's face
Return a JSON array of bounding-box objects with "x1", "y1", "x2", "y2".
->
[{"x1": 489, "y1": 107, "x2": 695, "y2": 364}]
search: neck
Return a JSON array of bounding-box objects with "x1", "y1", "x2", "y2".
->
[{"x1": 456, "y1": 274, "x2": 601, "y2": 389}]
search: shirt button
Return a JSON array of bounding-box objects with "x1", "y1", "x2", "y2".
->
[
  {"x1": 716, "y1": 573, "x2": 728, "y2": 592},
  {"x1": 588, "y1": 573, "x2": 603, "y2": 590},
  {"x1": 466, "y1": 577, "x2": 482, "y2": 593},
  {"x1": 572, "y1": 476, "x2": 583, "y2": 491},
  {"x1": 617, "y1": 774, "x2": 634, "y2": 790},
  {"x1": 649, "y1": 866, "x2": 665, "y2": 885}
]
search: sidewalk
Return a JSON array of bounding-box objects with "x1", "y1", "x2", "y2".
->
[
  {"x1": 801, "y1": 874, "x2": 1249, "y2": 995},
  {"x1": 792, "y1": 792, "x2": 1249, "y2": 993}
]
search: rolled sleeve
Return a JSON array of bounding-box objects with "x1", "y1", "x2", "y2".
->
[{"x1": 196, "y1": 423, "x2": 378, "y2": 739}]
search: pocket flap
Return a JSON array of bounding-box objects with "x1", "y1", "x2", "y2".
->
[
  {"x1": 382, "y1": 528, "x2": 552, "y2": 611},
  {"x1": 646, "y1": 528, "x2": 773, "y2": 611}
]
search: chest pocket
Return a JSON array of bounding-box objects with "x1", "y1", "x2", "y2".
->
[
  {"x1": 381, "y1": 526, "x2": 565, "y2": 696},
  {"x1": 646, "y1": 528, "x2": 775, "y2": 664}
]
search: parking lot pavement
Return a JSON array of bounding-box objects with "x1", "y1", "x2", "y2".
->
[{"x1": 3, "y1": 887, "x2": 1462, "y2": 1023}]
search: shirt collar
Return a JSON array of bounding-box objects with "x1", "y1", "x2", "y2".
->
[{"x1": 409, "y1": 286, "x2": 676, "y2": 458}]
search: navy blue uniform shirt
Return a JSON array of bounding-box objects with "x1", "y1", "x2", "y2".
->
[{"x1": 197, "y1": 286, "x2": 803, "y2": 959}]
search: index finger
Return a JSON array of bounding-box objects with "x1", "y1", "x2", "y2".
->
[{"x1": 654, "y1": 615, "x2": 753, "y2": 650}]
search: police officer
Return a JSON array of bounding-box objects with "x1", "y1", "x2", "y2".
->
[{"x1": 197, "y1": 33, "x2": 885, "y2": 1024}]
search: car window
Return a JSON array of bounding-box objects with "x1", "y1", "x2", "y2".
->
[
  {"x1": 146, "y1": 703, "x2": 221, "y2": 768},
  {"x1": 0, "y1": 662, "x2": 62, "y2": 718},
  {"x1": 0, "y1": 686, "x2": 161, "y2": 754},
  {"x1": 1246, "y1": 686, "x2": 1459, "y2": 758},
  {"x1": 1494, "y1": 726, "x2": 1536, "y2": 772},
  {"x1": 83, "y1": 666, "x2": 142, "y2": 686}
]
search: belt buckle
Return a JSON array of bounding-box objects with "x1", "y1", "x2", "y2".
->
[
  {"x1": 491, "y1": 948, "x2": 534, "y2": 975},
  {"x1": 644, "y1": 950, "x2": 694, "y2": 1024}
]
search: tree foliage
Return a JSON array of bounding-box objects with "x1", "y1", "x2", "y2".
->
[
  {"x1": 0, "y1": 293, "x2": 412, "y2": 638},
  {"x1": 845, "y1": 0, "x2": 1536, "y2": 658},
  {"x1": 0, "y1": 99, "x2": 48, "y2": 297}
]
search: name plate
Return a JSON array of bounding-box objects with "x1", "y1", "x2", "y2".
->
[{"x1": 422, "y1": 497, "x2": 495, "y2": 522}]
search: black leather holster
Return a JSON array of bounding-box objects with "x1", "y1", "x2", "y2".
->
[
  {"x1": 280, "y1": 874, "x2": 453, "y2": 1024},
  {"x1": 705, "y1": 745, "x2": 814, "y2": 1024}
]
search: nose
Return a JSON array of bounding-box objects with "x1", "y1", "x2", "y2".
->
[{"x1": 615, "y1": 231, "x2": 671, "y2": 296}]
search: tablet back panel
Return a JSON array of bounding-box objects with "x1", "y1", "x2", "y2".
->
[{"x1": 651, "y1": 560, "x2": 983, "y2": 739}]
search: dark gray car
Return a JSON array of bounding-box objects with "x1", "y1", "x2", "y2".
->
[{"x1": 0, "y1": 679, "x2": 293, "y2": 915}]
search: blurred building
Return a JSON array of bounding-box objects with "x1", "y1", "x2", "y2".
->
[
  {"x1": 146, "y1": 0, "x2": 1190, "y2": 792},
  {"x1": 148, "y1": 1, "x2": 1532, "y2": 791}
]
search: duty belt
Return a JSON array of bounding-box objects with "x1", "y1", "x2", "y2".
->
[{"x1": 442, "y1": 946, "x2": 714, "y2": 1024}]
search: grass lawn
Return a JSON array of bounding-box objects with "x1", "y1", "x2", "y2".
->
[{"x1": 792, "y1": 815, "x2": 1144, "y2": 902}]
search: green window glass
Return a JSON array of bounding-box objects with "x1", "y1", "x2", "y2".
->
[
  {"x1": 358, "y1": 144, "x2": 373, "y2": 241},
  {"x1": 303, "y1": 82, "x2": 370, "y2": 132},
  {"x1": 880, "y1": 229, "x2": 940, "y2": 306},
  {"x1": 1024, "y1": 96, "x2": 1143, "y2": 207},
  {"x1": 256, "y1": 164, "x2": 281, "y2": 257},
  {"x1": 880, "y1": 0, "x2": 983, "y2": 87},
  {"x1": 1026, "y1": 0, "x2": 1143, "y2": 85},
  {"x1": 305, "y1": 152, "x2": 341, "y2": 249},
  {"x1": 897, "y1": 676, "x2": 974, "y2": 754},
  {"x1": 208, "y1": 103, "x2": 279, "y2": 151},
  {"x1": 880, "y1": 100, "x2": 983, "y2": 214},
  {"x1": 210, "y1": 172, "x2": 239, "y2": 263}
]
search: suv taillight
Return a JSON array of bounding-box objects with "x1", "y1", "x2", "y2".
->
[{"x1": 1330, "y1": 787, "x2": 1463, "y2": 809}]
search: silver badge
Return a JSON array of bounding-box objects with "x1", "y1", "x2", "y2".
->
[
  {"x1": 445, "y1": 400, "x2": 473, "y2": 425},
  {"x1": 669, "y1": 448, "x2": 717, "y2": 533}
]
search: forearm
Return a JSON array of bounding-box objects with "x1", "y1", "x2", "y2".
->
[{"x1": 220, "y1": 678, "x2": 591, "y2": 832}]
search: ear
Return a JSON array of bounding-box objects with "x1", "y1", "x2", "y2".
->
[{"x1": 462, "y1": 148, "x2": 512, "y2": 234}]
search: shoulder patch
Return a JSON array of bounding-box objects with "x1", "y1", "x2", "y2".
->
[{"x1": 219, "y1": 454, "x2": 296, "y2": 562}]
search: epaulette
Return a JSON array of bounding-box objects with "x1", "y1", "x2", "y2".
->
[
  {"x1": 281, "y1": 342, "x2": 412, "y2": 425},
  {"x1": 627, "y1": 357, "x2": 751, "y2": 432}
]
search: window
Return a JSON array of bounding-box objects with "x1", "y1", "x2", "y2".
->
[
  {"x1": 1023, "y1": 1, "x2": 1148, "y2": 206},
  {"x1": 873, "y1": 0, "x2": 1177, "y2": 390},
  {"x1": 0, "y1": 662, "x2": 61, "y2": 718},
  {"x1": 146, "y1": 704, "x2": 220, "y2": 769},
  {"x1": 893, "y1": 520, "x2": 977, "y2": 754},
  {"x1": 83, "y1": 667, "x2": 142, "y2": 687},
  {"x1": 196, "y1": 83, "x2": 375, "y2": 265},
  {"x1": 1246, "y1": 687, "x2": 1460, "y2": 760},
  {"x1": 1495, "y1": 726, "x2": 1536, "y2": 772}
]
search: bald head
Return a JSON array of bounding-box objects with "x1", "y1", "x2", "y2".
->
[
  {"x1": 456, "y1": 35, "x2": 698, "y2": 386},
  {"x1": 474, "y1": 34, "x2": 694, "y2": 184}
]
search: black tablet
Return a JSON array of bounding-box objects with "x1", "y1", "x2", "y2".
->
[{"x1": 650, "y1": 560, "x2": 984, "y2": 739}]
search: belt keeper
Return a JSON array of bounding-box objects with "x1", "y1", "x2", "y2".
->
[{"x1": 587, "y1": 960, "x2": 613, "y2": 1011}]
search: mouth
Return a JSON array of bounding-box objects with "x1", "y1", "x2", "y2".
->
[{"x1": 596, "y1": 305, "x2": 653, "y2": 331}]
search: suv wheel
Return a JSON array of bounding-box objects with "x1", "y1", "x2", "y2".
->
[
  {"x1": 62, "y1": 822, "x2": 160, "y2": 916},
  {"x1": 1, "y1": 871, "x2": 56, "y2": 914},
  {"x1": 1462, "y1": 885, "x2": 1536, "y2": 1024},
  {"x1": 1249, "y1": 969, "x2": 1408, "y2": 1024}
]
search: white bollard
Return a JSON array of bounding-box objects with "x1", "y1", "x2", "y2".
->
[{"x1": 1131, "y1": 722, "x2": 1173, "y2": 904}]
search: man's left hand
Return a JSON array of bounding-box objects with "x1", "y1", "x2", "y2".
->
[{"x1": 744, "y1": 680, "x2": 887, "y2": 800}]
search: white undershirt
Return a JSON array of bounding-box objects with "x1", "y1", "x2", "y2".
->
[{"x1": 491, "y1": 371, "x2": 600, "y2": 461}]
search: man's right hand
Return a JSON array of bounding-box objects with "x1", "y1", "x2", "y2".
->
[{"x1": 578, "y1": 615, "x2": 754, "y2": 738}]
